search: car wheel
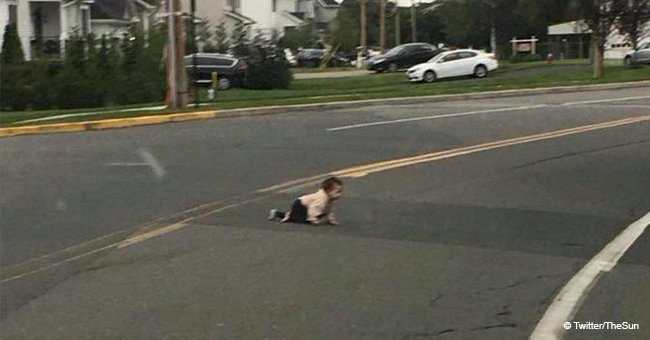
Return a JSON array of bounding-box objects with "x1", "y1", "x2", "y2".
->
[
  {"x1": 388, "y1": 62, "x2": 398, "y2": 72},
  {"x1": 218, "y1": 77, "x2": 232, "y2": 90},
  {"x1": 423, "y1": 70, "x2": 436, "y2": 83},
  {"x1": 474, "y1": 65, "x2": 488, "y2": 78},
  {"x1": 623, "y1": 56, "x2": 633, "y2": 67}
]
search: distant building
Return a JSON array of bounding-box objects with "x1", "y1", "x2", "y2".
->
[
  {"x1": 90, "y1": 0, "x2": 157, "y2": 38},
  {"x1": 0, "y1": 0, "x2": 157, "y2": 60},
  {"x1": 547, "y1": 20, "x2": 650, "y2": 60}
]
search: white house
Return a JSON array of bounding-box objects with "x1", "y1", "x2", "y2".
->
[
  {"x1": 0, "y1": 0, "x2": 94, "y2": 60},
  {"x1": 182, "y1": 0, "x2": 255, "y2": 40},
  {"x1": 547, "y1": 20, "x2": 650, "y2": 60},
  {"x1": 0, "y1": 0, "x2": 158, "y2": 60},
  {"x1": 604, "y1": 23, "x2": 650, "y2": 59},
  {"x1": 90, "y1": 0, "x2": 157, "y2": 39},
  {"x1": 297, "y1": 0, "x2": 339, "y2": 29},
  {"x1": 236, "y1": 0, "x2": 339, "y2": 38}
]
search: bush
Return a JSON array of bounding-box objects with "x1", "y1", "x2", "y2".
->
[
  {"x1": 0, "y1": 62, "x2": 31, "y2": 110},
  {"x1": 0, "y1": 27, "x2": 167, "y2": 111},
  {"x1": 1, "y1": 24, "x2": 24, "y2": 64},
  {"x1": 508, "y1": 54, "x2": 544, "y2": 63},
  {"x1": 30, "y1": 61, "x2": 58, "y2": 110},
  {"x1": 245, "y1": 47, "x2": 292, "y2": 90}
]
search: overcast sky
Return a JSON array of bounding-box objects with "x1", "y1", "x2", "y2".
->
[{"x1": 335, "y1": 0, "x2": 436, "y2": 6}]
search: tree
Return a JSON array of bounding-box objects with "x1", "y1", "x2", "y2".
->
[
  {"x1": 571, "y1": 0, "x2": 626, "y2": 78},
  {"x1": 281, "y1": 20, "x2": 319, "y2": 50},
  {"x1": 245, "y1": 45, "x2": 292, "y2": 89},
  {"x1": 231, "y1": 22, "x2": 250, "y2": 57},
  {"x1": 54, "y1": 36, "x2": 89, "y2": 108},
  {"x1": 197, "y1": 22, "x2": 214, "y2": 52},
  {"x1": 1, "y1": 24, "x2": 24, "y2": 64},
  {"x1": 617, "y1": 0, "x2": 650, "y2": 49},
  {"x1": 214, "y1": 22, "x2": 229, "y2": 53},
  {"x1": 330, "y1": 1, "x2": 360, "y2": 52}
]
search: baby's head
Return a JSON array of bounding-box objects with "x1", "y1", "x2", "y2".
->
[{"x1": 321, "y1": 177, "x2": 343, "y2": 200}]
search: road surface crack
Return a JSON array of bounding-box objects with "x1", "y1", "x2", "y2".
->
[
  {"x1": 510, "y1": 139, "x2": 650, "y2": 171},
  {"x1": 470, "y1": 322, "x2": 517, "y2": 331},
  {"x1": 487, "y1": 273, "x2": 564, "y2": 291}
]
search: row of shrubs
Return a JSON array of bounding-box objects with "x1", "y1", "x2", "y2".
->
[
  {"x1": 1, "y1": 26, "x2": 167, "y2": 111},
  {"x1": 1, "y1": 23, "x2": 293, "y2": 112},
  {"x1": 508, "y1": 54, "x2": 545, "y2": 63}
]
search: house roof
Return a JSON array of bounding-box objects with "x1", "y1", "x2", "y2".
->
[
  {"x1": 548, "y1": 21, "x2": 591, "y2": 35},
  {"x1": 91, "y1": 0, "x2": 135, "y2": 20},
  {"x1": 280, "y1": 11, "x2": 305, "y2": 27},
  {"x1": 91, "y1": 0, "x2": 154, "y2": 20},
  {"x1": 225, "y1": 11, "x2": 256, "y2": 25},
  {"x1": 318, "y1": 0, "x2": 340, "y2": 7}
]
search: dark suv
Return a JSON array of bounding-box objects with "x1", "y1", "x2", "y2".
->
[
  {"x1": 367, "y1": 43, "x2": 442, "y2": 72},
  {"x1": 296, "y1": 49, "x2": 351, "y2": 68},
  {"x1": 184, "y1": 53, "x2": 247, "y2": 90}
]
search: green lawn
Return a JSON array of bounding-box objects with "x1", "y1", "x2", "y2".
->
[
  {"x1": 291, "y1": 66, "x2": 358, "y2": 73},
  {"x1": 2, "y1": 61, "x2": 648, "y2": 127}
]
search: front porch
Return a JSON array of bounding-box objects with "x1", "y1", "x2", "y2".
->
[{"x1": 16, "y1": 0, "x2": 91, "y2": 60}]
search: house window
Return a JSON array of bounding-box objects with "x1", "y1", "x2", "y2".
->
[
  {"x1": 9, "y1": 4, "x2": 17, "y2": 25},
  {"x1": 228, "y1": 0, "x2": 240, "y2": 10}
]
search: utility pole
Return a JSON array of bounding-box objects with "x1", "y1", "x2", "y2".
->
[
  {"x1": 191, "y1": 0, "x2": 199, "y2": 108},
  {"x1": 379, "y1": 0, "x2": 386, "y2": 54},
  {"x1": 358, "y1": 0, "x2": 367, "y2": 68},
  {"x1": 165, "y1": 0, "x2": 177, "y2": 108},
  {"x1": 410, "y1": 0, "x2": 417, "y2": 42},
  {"x1": 395, "y1": 4, "x2": 401, "y2": 46},
  {"x1": 490, "y1": 2, "x2": 497, "y2": 56},
  {"x1": 174, "y1": 0, "x2": 188, "y2": 108}
]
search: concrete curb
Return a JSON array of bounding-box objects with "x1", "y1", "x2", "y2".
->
[{"x1": 1, "y1": 80, "x2": 649, "y2": 138}]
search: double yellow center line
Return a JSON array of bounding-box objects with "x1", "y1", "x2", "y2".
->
[{"x1": 332, "y1": 115, "x2": 650, "y2": 178}]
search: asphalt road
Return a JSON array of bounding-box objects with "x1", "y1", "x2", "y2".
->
[{"x1": 1, "y1": 87, "x2": 649, "y2": 339}]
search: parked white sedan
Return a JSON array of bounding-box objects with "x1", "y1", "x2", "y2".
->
[{"x1": 407, "y1": 49, "x2": 499, "y2": 83}]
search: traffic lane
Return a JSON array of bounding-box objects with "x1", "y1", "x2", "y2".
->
[
  {"x1": 460, "y1": 87, "x2": 650, "y2": 107},
  {"x1": 2, "y1": 92, "x2": 648, "y2": 267},
  {"x1": 0, "y1": 223, "x2": 582, "y2": 340},
  {"x1": 200, "y1": 121, "x2": 649, "y2": 260},
  {"x1": 358, "y1": 87, "x2": 650, "y2": 110},
  {"x1": 335, "y1": 122, "x2": 650, "y2": 222},
  {"x1": 189, "y1": 118, "x2": 648, "y2": 337},
  {"x1": 1, "y1": 106, "x2": 647, "y2": 268},
  {"x1": 1, "y1": 101, "x2": 647, "y2": 336},
  {"x1": 566, "y1": 264, "x2": 649, "y2": 339},
  {"x1": 565, "y1": 225, "x2": 649, "y2": 340}
]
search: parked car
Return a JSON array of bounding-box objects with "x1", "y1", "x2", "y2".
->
[
  {"x1": 623, "y1": 41, "x2": 650, "y2": 66},
  {"x1": 367, "y1": 43, "x2": 442, "y2": 72},
  {"x1": 407, "y1": 49, "x2": 498, "y2": 83},
  {"x1": 296, "y1": 49, "x2": 351, "y2": 67},
  {"x1": 184, "y1": 53, "x2": 247, "y2": 90}
]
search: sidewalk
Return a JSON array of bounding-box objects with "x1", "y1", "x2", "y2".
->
[{"x1": 293, "y1": 70, "x2": 373, "y2": 80}]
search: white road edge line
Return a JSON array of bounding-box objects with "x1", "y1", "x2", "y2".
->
[
  {"x1": 15, "y1": 105, "x2": 168, "y2": 124},
  {"x1": 326, "y1": 105, "x2": 548, "y2": 131},
  {"x1": 529, "y1": 211, "x2": 650, "y2": 340},
  {"x1": 105, "y1": 162, "x2": 149, "y2": 167},
  {"x1": 138, "y1": 148, "x2": 167, "y2": 178},
  {"x1": 561, "y1": 95, "x2": 650, "y2": 106}
]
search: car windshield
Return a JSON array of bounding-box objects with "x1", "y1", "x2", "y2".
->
[
  {"x1": 384, "y1": 46, "x2": 405, "y2": 57},
  {"x1": 428, "y1": 53, "x2": 447, "y2": 63}
]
